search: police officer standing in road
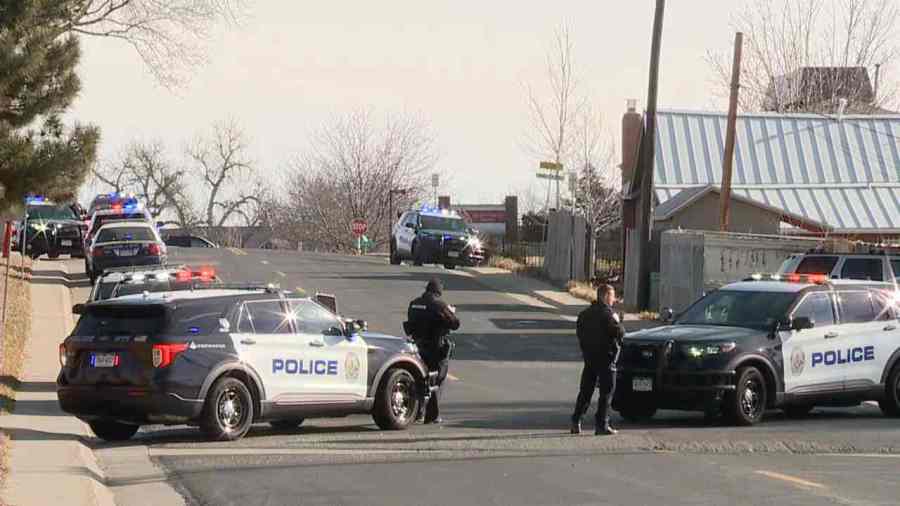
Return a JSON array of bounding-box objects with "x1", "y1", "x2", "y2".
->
[
  {"x1": 570, "y1": 284, "x2": 625, "y2": 435},
  {"x1": 406, "y1": 278, "x2": 460, "y2": 424}
]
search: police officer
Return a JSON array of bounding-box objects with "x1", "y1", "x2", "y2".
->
[
  {"x1": 570, "y1": 284, "x2": 625, "y2": 435},
  {"x1": 407, "y1": 278, "x2": 459, "y2": 424}
]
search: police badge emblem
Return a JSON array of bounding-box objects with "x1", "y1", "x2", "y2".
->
[
  {"x1": 790, "y1": 347, "x2": 805, "y2": 376},
  {"x1": 345, "y1": 352, "x2": 361, "y2": 381}
]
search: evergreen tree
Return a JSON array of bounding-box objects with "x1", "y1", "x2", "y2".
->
[{"x1": 0, "y1": 1, "x2": 99, "y2": 209}]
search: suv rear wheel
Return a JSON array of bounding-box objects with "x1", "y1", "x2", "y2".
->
[
  {"x1": 879, "y1": 364, "x2": 900, "y2": 417},
  {"x1": 201, "y1": 377, "x2": 255, "y2": 441},
  {"x1": 89, "y1": 420, "x2": 139, "y2": 442},
  {"x1": 725, "y1": 366, "x2": 767, "y2": 426},
  {"x1": 372, "y1": 368, "x2": 419, "y2": 430}
]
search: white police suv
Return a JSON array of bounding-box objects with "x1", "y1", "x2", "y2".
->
[
  {"x1": 58, "y1": 285, "x2": 432, "y2": 442},
  {"x1": 614, "y1": 274, "x2": 900, "y2": 425}
]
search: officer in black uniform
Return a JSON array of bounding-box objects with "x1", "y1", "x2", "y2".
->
[
  {"x1": 570, "y1": 284, "x2": 625, "y2": 435},
  {"x1": 406, "y1": 278, "x2": 459, "y2": 424}
]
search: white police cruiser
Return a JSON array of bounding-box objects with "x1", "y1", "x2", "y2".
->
[
  {"x1": 58, "y1": 285, "x2": 432, "y2": 442},
  {"x1": 86, "y1": 264, "x2": 219, "y2": 302},
  {"x1": 614, "y1": 274, "x2": 900, "y2": 425}
]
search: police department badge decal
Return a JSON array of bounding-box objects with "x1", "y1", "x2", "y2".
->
[
  {"x1": 345, "y1": 352, "x2": 361, "y2": 381},
  {"x1": 790, "y1": 347, "x2": 805, "y2": 376}
]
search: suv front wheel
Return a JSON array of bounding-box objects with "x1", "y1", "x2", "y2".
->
[
  {"x1": 879, "y1": 364, "x2": 900, "y2": 417},
  {"x1": 390, "y1": 239, "x2": 402, "y2": 265},
  {"x1": 372, "y1": 368, "x2": 419, "y2": 430},
  {"x1": 725, "y1": 366, "x2": 767, "y2": 426}
]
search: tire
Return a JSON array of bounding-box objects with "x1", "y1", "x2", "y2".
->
[
  {"x1": 372, "y1": 368, "x2": 419, "y2": 430},
  {"x1": 783, "y1": 404, "x2": 814, "y2": 418},
  {"x1": 725, "y1": 366, "x2": 767, "y2": 426},
  {"x1": 269, "y1": 419, "x2": 305, "y2": 430},
  {"x1": 200, "y1": 377, "x2": 255, "y2": 441},
  {"x1": 879, "y1": 364, "x2": 900, "y2": 417},
  {"x1": 89, "y1": 420, "x2": 139, "y2": 442},
  {"x1": 389, "y1": 240, "x2": 402, "y2": 265},
  {"x1": 617, "y1": 404, "x2": 657, "y2": 423}
]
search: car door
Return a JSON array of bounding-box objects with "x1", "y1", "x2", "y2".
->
[
  {"x1": 228, "y1": 300, "x2": 305, "y2": 404},
  {"x1": 842, "y1": 289, "x2": 899, "y2": 391},
  {"x1": 782, "y1": 291, "x2": 843, "y2": 395},
  {"x1": 288, "y1": 299, "x2": 368, "y2": 402},
  {"x1": 397, "y1": 213, "x2": 417, "y2": 256},
  {"x1": 834, "y1": 290, "x2": 882, "y2": 392}
]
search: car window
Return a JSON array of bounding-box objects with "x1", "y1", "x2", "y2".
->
[
  {"x1": 676, "y1": 290, "x2": 797, "y2": 330},
  {"x1": 792, "y1": 293, "x2": 835, "y2": 327},
  {"x1": 795, "y1": 256, "x2": 839, "y2": 275},
  {"x1": 419, "y1": 215, "x2": 467, "y2": 232},
  {"x1": 838, "y1": 291, "x2": 877, "y2": 324},
  {"x1": 840, "y1": 258, "x2": 884, "y2": 281},
  {"x1": 890, "y1": 259, "x2": 900, "y2": 280},
  {"x1": 97, "y1": 227, "x2": 154, "y2": 243},
  {"x1": 26, "y1": 205, "x2": 77, "y2": 221},
  {"x1": 288, "y1": 300, "x2": 344, "y2": 336},
  {"x1": 870, "y1": 291, "x2": 897, "y2": 321},
  {"x1": 73, "y1": 305, "x2": 167, "y2": 336},
  {"x1": 403, "y1": 213, "x2": 417, "y2": 227},
  {"x1": 243, "y1": 301, "x2": 291, "y2": 334},
  {"x1": 190, "y1": 237, "x2": 210, "y2": 247}
]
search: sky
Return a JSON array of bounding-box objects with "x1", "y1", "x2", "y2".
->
[{"x1": 69, "y1": 1, "x2": 745, "y2": 206}]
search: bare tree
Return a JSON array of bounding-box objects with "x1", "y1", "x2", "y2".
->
[
  {"x1": 284, "y1": 110, "x2": 437, "y2": 251},
  {"x1": 93, "y1": 140, "x2": 188, "y2": 219},
  {"x1": 186, "y1": 119, "x2": 261, "y2": 229},
  {"x1": 572, "y1": 107, "x2": 621, "y2": 235},
  {"x1": 524, "y1": 24, "x2": 585, "y2": 210},
  {"x1": 60, "y1": 1, "x2": 247, "y2": 88},
  {"x1": 708, "y1": 0, "x2": 900, "y2": 112}
]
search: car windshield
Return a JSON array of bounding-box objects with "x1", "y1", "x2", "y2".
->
[
  {"x1": 26, "y1": 205, "x2": 77, "y2": 221},
  {"x1": 420, "y1": 215, "x2": 467, "y2": 232},
  {"x1": 96, "y1": 227, "x2": 154, "y2": 243},
  {"x1": 675, "y1": 290, "x2": 798, "y2": 330}
]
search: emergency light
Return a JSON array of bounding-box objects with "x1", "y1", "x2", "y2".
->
[{"x1": 746, "y1": 273, "x2": 829, "y2": 284}]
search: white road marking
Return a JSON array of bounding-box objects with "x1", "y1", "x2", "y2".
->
[
  {"x1": 275, "y1": 271, "x2": 286, "y2": 278},
  {"x1": 560, "y1": 315, "x2": 578, "y2": 322},
  {"x1": 447, "y1": 373, "x2": 460, "y2": 381},
  {"x1": 260, "y1": 260, "x2": 270, "y2": 265},
  {"x1": 228, "y1": 247, "x2": 247, "y2": 256},
  {"x1": 149, "y1": 448, "x2": 436, "y2": 457},
  {"x1": 754, "y1": 470, "x2": 826, "y2": 489}
]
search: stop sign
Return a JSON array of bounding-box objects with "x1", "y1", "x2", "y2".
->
[{"x1": 350, "y1": 218, "x2": 368, "y2": 236}]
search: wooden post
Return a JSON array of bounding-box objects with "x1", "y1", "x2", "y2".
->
[{"x1": 720, "y1": 32, "x2": 743, "y2": 232}]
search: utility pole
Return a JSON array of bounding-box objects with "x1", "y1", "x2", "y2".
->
[
  {"x1": 719, "y1": 32, "x2": 743, "y2": 232},
  {"x1": 636, "y1": 0, "x2": 666, "y2": 310}
]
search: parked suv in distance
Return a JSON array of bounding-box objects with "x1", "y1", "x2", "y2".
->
[
  {"x1": 778, "y1": 252, "x2": 899, "y2": 283},
  {"x1": 390, "y1": 206, "x2": 485, "y2": 269},
  {"x1": 57, "y1": 287, "x2": 433, "y2": 442}
]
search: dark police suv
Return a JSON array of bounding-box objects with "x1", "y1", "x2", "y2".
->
[
  {"x1": 58, "y1": 286, "x2": 433, "y2": 442},
  {"x1": 17, "y1": 196, "x2": 85, "y2": 259},
  {"x1": 613, "y1": 274, "x2": 900, "y2": 425},
  {"x1": 390, "y1": 206, "x2": 485, "y2": 269}
]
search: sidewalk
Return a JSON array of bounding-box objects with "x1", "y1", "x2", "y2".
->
[{"x1": 1, "y1": 260, "x2": 115, "y2": 506}]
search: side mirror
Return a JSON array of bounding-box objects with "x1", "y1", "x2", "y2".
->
[
  {"x1": 791, "y1": 316, "x2": 815, "y2": 331},
  {"x1": 156, "y1": 221, "x2": 165, "y2": 229},
  {"x1": 72, "y1": 303, "x2": 86, "y2": 315},
  {"x1": 660, "y1": 307, "x2": 675, "y2": 323},
  {"x1": 404, "y1": 223, "x2": 416, "y2": 230},
  {"x1": 344, "y1": 319, "x2": 367, "y2": 337},
  {"x1": 355, "y1": 319, "x2": 368, "y2": 332},
  {"x1": 316, "y1": 293, "x2": 337, "y2": 314}
]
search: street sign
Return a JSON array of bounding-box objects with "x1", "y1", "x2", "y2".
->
[
  {"x1": 536, "y1": 173, "x2": 564, "y2": 181},
  {"x1": 350, "y1": 219, "x2": 368, "y2": 236},
  {"x1": 539, "y1": 161, "x2": 563, "y2": 171}
]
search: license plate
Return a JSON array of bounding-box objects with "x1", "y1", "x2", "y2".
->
[
  {"x1": 60, "y1": 240, "x2": 72, "y2": 246},
  {"x1": 116, "y1": 248, "x2": 137, "y2": 257},
  {"x1": 447, "y1": 251, "x2": 460, "y2": 258},
  {"x1": 91, "y1": 353, "x2": 117, "y2": 368},
  {"x1": 632, "y1": 377, "x2": 653, "y2": 392}
]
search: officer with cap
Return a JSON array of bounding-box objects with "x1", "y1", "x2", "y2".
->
[
  {"x1": 406, "y1": 278, "x2": 459, "y2": 424},
  {"x1": 570, "y1": 284, "x2": 625, "y2": 435}
]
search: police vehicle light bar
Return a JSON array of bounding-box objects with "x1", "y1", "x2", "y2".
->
[
  {"x1": 746, "y1": 273, "x2": 829, "y2": 284},
  {"x1": 24, "y1": 195, "x2": 47, "y2": 205}
]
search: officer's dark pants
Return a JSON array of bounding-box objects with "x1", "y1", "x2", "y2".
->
[
  {"x1": 420, "y1": 349, "x2": 449, "y2": 421},
  {"x1": 572, "y1": 358, "x2": 616, "y2": 427}
]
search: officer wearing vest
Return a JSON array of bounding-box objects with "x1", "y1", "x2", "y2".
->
[
  {"x1": 406, "y1": 278, "x2": 459, "y2": 424},
  {"x1": 571, "y1": 284, "x2": 625, "y2": 436}
]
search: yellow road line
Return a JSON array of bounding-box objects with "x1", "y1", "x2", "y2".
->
[
  {"x1": 754, "y1": 470, "x2": 826, "y2": 489},
  {"x1": 228, "y1": 247, "x2": 247, "y2": 256}
]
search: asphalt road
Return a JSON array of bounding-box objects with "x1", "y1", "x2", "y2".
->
[{"x1": 57, "y1": 248, "x2": 900, "y2": 506}]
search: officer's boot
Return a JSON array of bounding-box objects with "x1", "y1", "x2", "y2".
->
[{"x1": 570, "y1": 418, "x2": 582, "y2": 435}]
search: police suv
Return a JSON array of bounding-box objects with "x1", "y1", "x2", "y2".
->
[
  {"x1": 390, "y1": 206, "x2": 485, "y2": 269},
  {"x1": 58, "y1": 285, "x2": 432, "y2": 442},
  {"x1": 16, "y1": 195, "x2": 85, "y2": 259},
  {"x1": 86, "y1": 265, "x2": 220, "y2": 302},
  {"x1": 613, "y1": 274, "x2": 900, "y2": 426}
]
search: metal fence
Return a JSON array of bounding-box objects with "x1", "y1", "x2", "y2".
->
[{"x1": 492, "y1": 240, "x2": 546, "y2": 270}]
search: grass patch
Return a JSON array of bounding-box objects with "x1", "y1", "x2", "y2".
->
[
  {"x1": 488, "y1": 255, "x2": 543, "y2": 277},
  {"x1": 639, "y1": 310, "x2": 659, "y2": 321},
  {"x1": 566, "y1": 280, "x2": 597, "y2": 302}
]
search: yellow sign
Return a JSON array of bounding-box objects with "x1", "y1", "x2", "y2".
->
[{"x1": 539, "y1": 161, "x2": 563, "y2": 171}]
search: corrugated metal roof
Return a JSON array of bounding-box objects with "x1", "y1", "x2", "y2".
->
[{"x1": 654, "y1": 110, "x2": 900, "y2": 233}]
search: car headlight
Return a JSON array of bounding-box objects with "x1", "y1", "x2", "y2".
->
[
  {"x1": 467, "y1": 237, "x2": 482, "y2": 250},
  {"x1": 682, "y1": 342, "x2": 736, "y2": 358},
  {"x1": 31, "y1": 223, "x2": 48, "y2": 233}
]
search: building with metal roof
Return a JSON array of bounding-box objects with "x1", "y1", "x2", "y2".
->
[{"x1": 651, "y1": 109, "x2": 900, "y2": 239}]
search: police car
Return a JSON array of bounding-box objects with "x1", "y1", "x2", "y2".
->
[
  {"x1": 86, "y1": 265, "x2": 219, "y2": 302},
  {"x1": 16, "y1": 195, "x2": 85, "y2": 259},
  {"x1": 57, "y1": 285, "x2": 433, "y2": 442},
  {"x1": 390, "y1": 206, "x2": 485, "y2": 269},
  {"x1": 85, "y1": 222, "x2": 167, "y2": 282},
  {"x1": 613, "y1": 274, "x2": 900, "y2": 426}
]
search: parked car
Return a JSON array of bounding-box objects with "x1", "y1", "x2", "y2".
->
[
  {"x1": 778, "y1": 252, "x2": 899, "y2": 283},
  {"x1": 163, "y1": 234, "x2": 218, "y2": 248},
  {"x1": 86, "y1": 222, "x2": 167, "y2": 282}
]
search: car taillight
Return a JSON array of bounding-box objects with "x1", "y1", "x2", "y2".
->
[
  {"x1": 92, "y1": 248, "x2": 104, "y2": 257},
  {"x1": 59, "y1": 343, "x2": 67, "y2": 367},
  {"x1": 147, "y1": 243, "x2": 162, "y2": 256},
  {"x1": 152, "y1": 343, "x2": 188, "y2": 368}
]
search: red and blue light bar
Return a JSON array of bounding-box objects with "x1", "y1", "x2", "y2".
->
[{"x1": 746, "y1": 273, "x2": 829, "y2": 284}]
